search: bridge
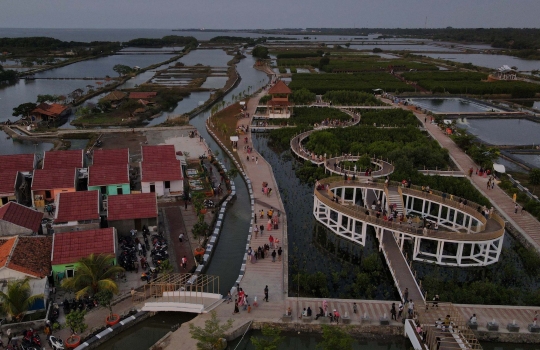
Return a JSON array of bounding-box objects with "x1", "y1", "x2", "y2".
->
[{"x1": 133, "y1": 273, "x2": 223, "y2": 313}]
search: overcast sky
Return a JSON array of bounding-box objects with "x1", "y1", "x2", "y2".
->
[{"x1": 2, "y1": 0, "x2": 540, "y2": 29}]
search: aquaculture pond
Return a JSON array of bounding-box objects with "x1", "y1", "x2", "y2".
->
[
  {"x1": 423, "y1": 53, "x2": 540, "y2": 72},
  {"x1": 408, "y1": 98, "x2": 500, "y2": 113},
  {"x1": 457, "y1": 118, "x2": 540, "y2": 145},
  {"x1": 252, "y1": 135, "x2": 398, "y2": 300},
  {"x1": 0, "y1": 137, "x2": 53, "y2": 155},
  {"x1": 94, "y1": 312, "x2": 195, "y2": 350},
  {"x1": 230, "y1": 330, "x2": 409, "y2": 350},
  {"x1": 511, "y1": 153, "x2": 540, "y2": 169}
]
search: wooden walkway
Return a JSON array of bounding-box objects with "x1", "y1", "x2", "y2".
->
[{"x1": 387, "y1": 101, "x2": 540, "y2": 252}]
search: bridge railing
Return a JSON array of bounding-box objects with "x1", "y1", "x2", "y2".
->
[{"x1": 317, "y1": 178, "x2": 505, "y2": 241}]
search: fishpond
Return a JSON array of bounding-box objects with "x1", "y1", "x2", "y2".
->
[
  {"x1": 408, "y1": 98, "x2": 500, "y2": 113},
  {"x1": 457, "y1": 118, "x2": 540, "y2": 145}
]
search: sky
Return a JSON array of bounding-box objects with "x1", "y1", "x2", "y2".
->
[{"x1": 2, "y1": 0, "x2": 540, "y2": 29}]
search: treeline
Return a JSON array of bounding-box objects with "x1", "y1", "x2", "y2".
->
[
  {"x1": 125, "y1": 35, "x2": 198, "y2": 48},
  {"x1": 276, "y1": 51, "x2": 323, "y2": 59},
  {"x1": 209, "y1": 36, "x2": 293, "y2": 45},
  {"x1": 322, "y1": 91, "x2": 384, "y2": 106},
  {"x1": 358, "y1": 109, "x2": 420, "y2": 127},
  {"x1": 0, "y1": 37, "x2": 121, "y2": 55},
  {"x1": 0, "y1": 65, "x2": 17, "y2": 83}
]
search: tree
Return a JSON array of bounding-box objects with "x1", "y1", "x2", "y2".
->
[
  {"x1": 317, "y1": 325, "x2": 353, "y2": 350},
  {"x1": 12, "y1": 102, "x2": 37, "y2": 118},
  {"x1": 252, "y1": 46, "x2": 269, "y2": 59},
  {"x1": 251, "y1": 325, "x2": 283, "y2": 350},
  {"x1": 226, "y1": 167, "x2": 239, "y2": 179},
  {"x1": 37, "y1": 94, "x2": 59, "y2": 103},
  {"x1": 529, "y1": 169, "x2": 540, "y2": 186},
  {"x1": 372, "y1": 48, "x2": 383, "y2": 53},
  {"x1": 0, "y1": 278, "x2": 43, "y2": 322},
  {"x1": 291, "y1": 88, "x2": 316, "y2": 105},
  {"x1": 121, "y1": 99, "x2": 143, "y2": 117},
  {"x1": 113, "y1": 64, "x2": 133, "y2": 76},
  {"x1": 66, "y1": 309, "x2": 87, "y2": 341},
  {"x1": 188, "y1": 310, "x2": 233, "y2": 350},
  {"x1": 61, "y1": 253, "x2": 124, "y2": 299}
]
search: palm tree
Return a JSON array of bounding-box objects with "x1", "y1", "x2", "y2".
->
[
  {"x1": 0, "y1": 278, "x2": 43, "y2": 322},
  {"x1": 62, "y1": 253, "x2": 124, "y2": 299}
]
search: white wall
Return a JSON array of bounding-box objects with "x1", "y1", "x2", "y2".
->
[
  {"x1": 141, "y1": 181, "x2": 165, "y2": 196},
  {"x1": 170, "y1": 180, "x2": 183, "y2": 193}
]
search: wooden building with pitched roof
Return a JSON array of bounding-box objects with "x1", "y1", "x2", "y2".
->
[{"x1": 266, "y1": 80, "x2": 293, "y2": 118}]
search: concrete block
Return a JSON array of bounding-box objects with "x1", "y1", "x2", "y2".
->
[
  {"x1": 506, "y1": 323, "x2": 520, "y2": 332},
  {"x1": 302, "y1": 316, "x2": 312, "y2": 323},
  {"x1": 467, "y1": 322, "x2": 478, "y2": 330},
  {"x1": 380, "y1": 317, "x2": 390, "y2": 325},
  {"x1": 528, "y1": 324, "x2": 540, "y2": 333},
  {"x1": 361, "y1": 316, "x2": 371, "y2": 324},
  {"x1": 318, "y1": 316, "x2": 330, "y2": 323},
  {"x1": 342, "y1": 317, "x2": 351, "y2": 325},
  {"x1": 282, "y1": 315, "x2": 292, "y2": 322},
  {"x1": 486, "y1": 322, "x2": 499, "y2": 331}
]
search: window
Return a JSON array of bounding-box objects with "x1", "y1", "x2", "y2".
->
[
  {"x1": 164, "y1": 181, "x2": 170, "y2": 189},
  {"x1": 117, "y1": 186, "x2": 123, "y2": 195},
  {"x1": 150, "y1": 184, "x2": 155, "y2": 193},
  {"x1": 66, "y1": 268, "x2": 75, "y2": 278},
  {"x1": 45, "y1": 190, "x2": 52, "y2": 199},
  {"x1": 100, "y1": 186, "x2": 107, "y2": 194}
]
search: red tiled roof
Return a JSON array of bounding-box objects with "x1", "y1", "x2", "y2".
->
[
  {"x1": 0, "y1": 170, "x2": 18, "y2": 196},
  {"x1": 129, "y1": 92, "x2": 157, "y2": 99},
  {"x1": 0, "y1": 237, "x2": 17, "y2": 268},
  {"x1": 141, "y1": 145, "x2": 183, "y2": 182},
  {"x1": 55, "y1": 191, "x2": 100, "y2": 222},
  {"x1": 52, "y1": 228, "x2": 115, "y2": 265},
  {"x1": 32, "y1": 103, "x2": 68, "y2": 117},
  {"x1": 0, "y1": 154, "x2": 35, "y2": 173},
  {"x1": 100, "y1": 91, "x2": 127, "y2": 102},
  {"x1": 142, "y1": 145, "x2": 176, "y2": 162},
  {"x1": 8, "y1": 236, "x2": 52, "y2": 278},
  {"x1": 268, "y1": 80, "x2": 292, "y2": 95},
  {"x1": 108, "y1": 193, "x2": 157, "y2": 221},
  {"x1": 43, "y1": 150, "x2": 83, "y2": 170},
  {"x1": 0, "y1": 202, "x2": 43, "y2": 232},
  {"x1": 32, "y1": 168, "x2": 76, "y2": 191},
  {"x1": 88, "y1": 164, "x2": 129, "y2": 187},
  {"x1": 92, "y1": 148, "x2": 129, "y2": 166}
]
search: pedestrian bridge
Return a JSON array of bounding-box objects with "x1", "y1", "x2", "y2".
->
[{"x1": 133, "y1": 273, "x2": 223, "y2": 313}]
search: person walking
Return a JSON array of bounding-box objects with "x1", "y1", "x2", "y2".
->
[
  {"x1": 256, "y1": 156, "x2": 258, "y2": 165},
  {"x1": 408, "y1": 300, "x2": 415, "y2": 317},
  {"x1": 259, "y1": 224, "x2": 264, "y2": 236},
  {"x1": 254, "y1": 225, "x2": 259, "y2": 238},
  {"x1": 233, "y1": 299, "x2": 239, "y2": 314},
  {"x1": 178, "y1": 233, "x2": 184, "y2": 243},
  {"x1": 391, "y1": 303, "x2": 397, "y2": 321},
  {"x1": 398, "y1": 302, "x2": 404, "y2": 319},
  {"x1": 353, "y1": 302, "x2": 358, "y2": 314},
  {"x1": 264, "y1": 285, "x2": 269, "y2": 302},
  {"x1": 6, "y1": 329, "x2": 11, "y2": 344},
  {"x1": 277, "y1": 247, "x2": 282, "y2": 261},
  {"x1": 271, "y1": 250, "x2": 277, "y2": 262},
  {"x1": 181, "y1": 256, "x2": 187, "y2": 269},
  {"x1": 515, "y1": 203, "x2": 519, "y2": 214}
]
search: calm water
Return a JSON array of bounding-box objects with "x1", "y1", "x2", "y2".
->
[
  {"x1": 201, "y1": 76, "x2": 228, "y2": 89},
  {"x1": 350, "y1": 44, "x2": 458, "y2": 52},
  {"x1": 423, "y1": 53, "x2": 540, "y2": 72},
  {"x1": 457, "y1": 118, "x2": 540, "y2": 145},
  {"x1": 179, "y1": 49, "x2": 230, "y2": 67},
  {"x1": 0, "y1": 137, "x2": 52, "y2": 155},
  {"x1": 94, "y1": 312, "x2": 195, "y2": 350},
  {"x1": 511, "y1": 153, "x2": 540, "y2": 169},
  {"x1": 533, "y1": 102, "x2": 540, "y2": 111},
  {"x1": 34, "y1": 54, "x2": 175, "y2": 78},
  {"x1": 409, "y1": 98, "x2": 498, "y2": 113},
  {"x1": 147, "y1": 91, "x2": 211, "y2": 126}
]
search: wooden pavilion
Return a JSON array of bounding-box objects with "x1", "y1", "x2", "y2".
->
[{"x1": 266, "y1": 80, "x2": 293, "y2": 118}]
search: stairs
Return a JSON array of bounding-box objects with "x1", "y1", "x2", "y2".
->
[{"x1": 386, "y1": 187, "x2": 405, "y2": 215}]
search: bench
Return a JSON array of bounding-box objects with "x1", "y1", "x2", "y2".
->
[
  {"x1": 302, "y1": 316, "x2": 312, "y2": 323},
  {"x1": 282, "y1": 314, "x2": 292, "y2": 322},
  {"x1": 467, "y1": 321, "x2": 478, "y2": 330},
  {"x1": 507, "y1": 323, "x2": 520, "y2": 332},
  {"x1": 486, "y1": 322, "x2": 499, "y2": 331},
  {"x1": 528, "y1": 324, "x2": 540, "y2": 333}
]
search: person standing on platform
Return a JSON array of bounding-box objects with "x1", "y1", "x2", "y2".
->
[{"x1": 264, "y1": 286, "x2": 269, "y2": 302}]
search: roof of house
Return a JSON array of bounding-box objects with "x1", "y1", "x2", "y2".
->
[
  {"x1": 8, "y1": 236, "x2": 52, "y2": 278},
  {"x1": 268, "y1": 80, "x2": 292, "y2": 95},
  {"x1": 108, "y1": 193, "x2": 157, "y2": 221},
  {"x1": 0, "y1": 202, "x2": 43, "y2": 232},
  {"x1": 0, "y1": 170, "x2": 18, "y2": 196},
  {"x1": 32, "y1": 168, "x2": 76, "y2": 191},
  {"x1": 55, "y1": 191, "x2": 100, "y2": 223},
  {"x1": 0, "y1": 237, "x2": 17, "y2": 268},
  {"x1": 32, "y1": 103, "x2": 68, "y2": 117},
  {"x1": 92, "y1": 148, "x2": 129, "y2": 166},
  {"x1": 142, "y1": 145, "x2": 177, "y2": 163},
  {"x1": 52, "y1": 228, "x2": 115, "y2": 265},
  {"x1": 140, "y1": 145, "x2": 183, "y2": 182},
  {"x1": 42, "y1": 150, "x2": 83, "y2": 170},
  {"x1": 0, "y1": 153, "x2": 35, "y2": 173},
  {"x1": 88, "y1": 164, "x2": 129, "y2": 187},
  {"x1": 100, "y1": 91, "x2": 127, "y2": 102},
  {"x1": 129, "y1": 92, "x2": 157, "y2": 99}
]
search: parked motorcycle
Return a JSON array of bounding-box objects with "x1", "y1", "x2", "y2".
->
[{"x1": 48, "y1": 335, "x2": 65, "y2": 350}]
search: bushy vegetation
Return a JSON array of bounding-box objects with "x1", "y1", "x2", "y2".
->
[
  {"x1": 320, "y1": 59, "x2": 438, "y2": 73},
  {"x1": 0, "y1": 65, "x2": 17, "y2": 83},
  {"x1": 290, "y1": 88, "x2": 316, "y2": 105},
  {"x1": 358, "y1": 109, "x2": 420, "y2": 127},
  {"x1": 276, "y1": 51, "x2": 323, "y2": 59},
  {"x1": 450, "y1": 129, "x2": 499, "y2": 169},
  {"x1": 0, "y1": 37, "x2": 121, "y2": 56},
  {"x1": 402, "y1": 71, "x2": 540, "y2": 97},
  {"x1": 268, "y1": 126, "x2": 309, "y2": 151},
  {"x1": 289, "y1": 73, "x2": 414, "y2": 94},
  {"x1": 252, "y1": 45, "x2": 269, "y2": 59},
  {"x1": 322, "y1": 91, "x2": 383, "y2": 106},
  {"x1": 265, "y1": 107, "x2": 351, "y2": 127}
]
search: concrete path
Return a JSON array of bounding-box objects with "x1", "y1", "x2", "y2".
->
[{"x1": 382, "y1": 98, "x2": 540, "y2": 253}]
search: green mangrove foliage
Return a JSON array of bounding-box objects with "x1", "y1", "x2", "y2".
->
[
  {"x1": 322, "y1": 91, "x2": 383, "y2": 106},
  {"x1": 358, "y1": 109, "x2": 421, "y2": 127},
  {"x1": 289, "y1": 73, "x2": 414, "y2": 94},
  {"x1": 290, "y1": 88, "x2": 316, "y2": 105},
  {"x1": 265, "y1": 107, "x2": 351, "y2": 127}
]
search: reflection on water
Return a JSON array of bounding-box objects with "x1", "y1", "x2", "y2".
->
[
  {"x1": 0, "y1": 136, "x2": 52, "y2": 155},
  {"x1": 457, "y1": 118, "x2": 540, "y2": 145},
  {"x1": 201, "y1": 76, "x2": 228, "y2": 89},
  {"x1": 511, "y1": 153, "x2": 540, "y2": 169},
  {"x1": 179, "y1": 49, "x2": 230, "y2": 67},
  {"x1": 409, "y1": 98, "x2": 497, "y2": 113},
  {"x1": 423, "y1": 53, "x2": 540, "y2": 71}
]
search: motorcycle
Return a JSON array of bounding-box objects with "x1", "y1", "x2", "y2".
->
[{"x1": 48, "y1": 335, "x2": 65, "y2": 350}]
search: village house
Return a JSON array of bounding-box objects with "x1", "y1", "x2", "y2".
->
[
  {"x1": 0, "y1": 153, "x2": 37, "y2": 205},
  {"x1": 42, "y1": 149, "x2": 84, "y2": 170},
  {"x1": 0, "y1": 236, "x2": 53, "y2": 312},
  {"x1": 0, "y1": 202, "x2": 43, "y2": 236},
  {"x1": 107, "y1": 193, "x2": 157, "y2": 234},
  {"x1": 88, "y1": 148, "x2": 131, "y2": 198},
  {"x1": 140, "y1": 145, "x2": 184, "y2": 196},
  {"x1": 99, "y1": 90, "x2": 127, "y2": 109},
  {"x1": 30, "y1": 102, "x2": 71, "y2": 123},
  {"x1": 53, "y1": 191, "x2": 101, "y2": 233},
  {"x1": 51, "y1": 228, "x2": 117, "y2": 281}
]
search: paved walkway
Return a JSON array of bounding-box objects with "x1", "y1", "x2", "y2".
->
[
  {"x1": 162, "y1": 206, "x2": 196, "y2": 272},
  {"x1": 382, "y1": 98, "x2": 540, "y2": 252}
]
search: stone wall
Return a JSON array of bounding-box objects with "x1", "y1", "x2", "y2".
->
[
  {"x1": 249, "y1": 321, "x2": 404, "y2": 338},
  {"x1": 475, "y1": 329, "x2": 540, "y2": 343}
]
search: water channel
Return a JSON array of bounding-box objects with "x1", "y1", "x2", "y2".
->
[
  {"x1": 409, "y1": 98, "x2": 501, "y2": 113},
  {"x1": 457, "y1": 118, "x2": 540, "y2": 145},
  {"x1": 423, "y1": 53, "x2": 540, "y2": 72}
]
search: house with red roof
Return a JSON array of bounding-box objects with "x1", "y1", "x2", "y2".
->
[
  {"x1": 128, "y1": 92, "x2": 157, "y2": 100},
  {"x1": 0, "y1": 153, "x2": 37, "y2": 205},
  {"x1": 140, "y1": 145, "x2": 184, "y2": 196},
  {"x1": 31, "y1": 168, "x2": 78, "y2": 208},
  {"x1": 51, "y1": 228, "x2": 117, "y2": 280},
  {"x1": 42, "y1": 149, "x2": 84, "y2": 170},
  {"x1": 0, "y1": 236, "x2": 53, "y2": 311},
  {"x1": 88, "y1": 148, "x2": 131, "y2": 197},
  {"x1": 107, "y1": 193, "x2": 157, "y2": 234},
  {"x1": 30, "y1": 102, "x2": 71, "y2": 123},
  {"x1": 0, "y1": 202, "x2": 43, "y2": 236},
  {"x1": 53, "y1": 191, "x2": 101, "y2": 233}
]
